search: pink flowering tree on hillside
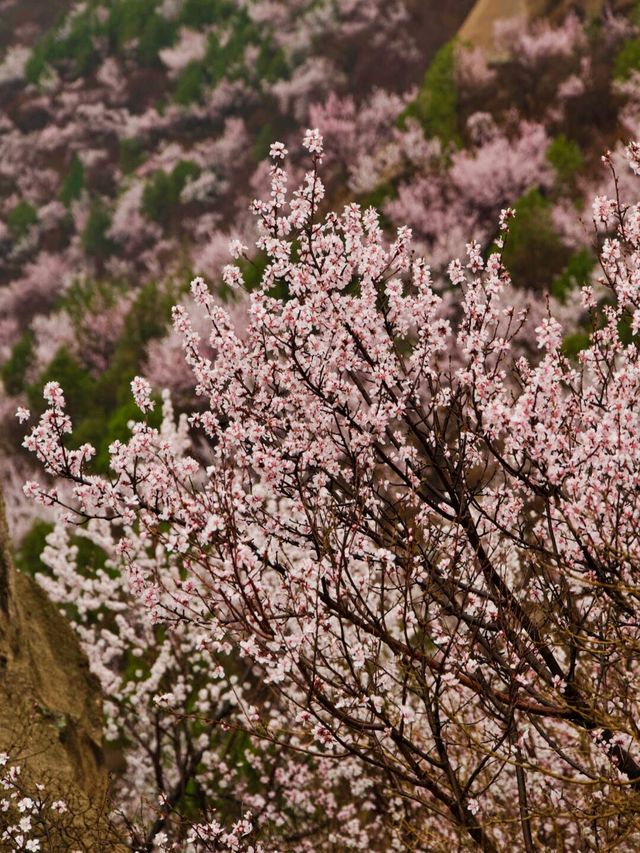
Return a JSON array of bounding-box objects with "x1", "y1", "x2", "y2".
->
[
  {"x1": 36, "y1": 395, "x2": 382, "y2": 851},
  {"x1": 21, "y1": 134, "x2": 640, "y2": 850}
]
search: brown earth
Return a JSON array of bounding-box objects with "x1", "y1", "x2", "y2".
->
[{"x1": 0, "y1": 0, "x2": 72, "y2": 51}]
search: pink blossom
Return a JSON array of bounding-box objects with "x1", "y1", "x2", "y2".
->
[
  {"x1": 269, "y1": 142, "x2": 288, "y2": 160},
  {"x1": 159, "y1": 28, "x2": 208, "y2": 75},
  {"x1": 130, "y1": 376, "x2": 154, "y2": 413},
  {"x1": 302, "y1": 128, "x2": 323, "y2": 156},
  {"x1": 43, "y1": 381, "x2": 65, "y2": 409}
]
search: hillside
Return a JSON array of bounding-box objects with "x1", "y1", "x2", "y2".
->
[{"x1": 3, "y1": 1, "x2": 640, "y2": 847}]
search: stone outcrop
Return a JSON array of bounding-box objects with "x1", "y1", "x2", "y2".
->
[{"x1": 0, "y1": 487, "x2": 116, "y2": 843}]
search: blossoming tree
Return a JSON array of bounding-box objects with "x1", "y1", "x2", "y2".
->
[{"x1": 21, "y1": 134, "x2": 640, "y2": 851}]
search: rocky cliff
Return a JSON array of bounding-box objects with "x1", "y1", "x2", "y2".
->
[{"x1": 0, "y1": 487, "x2": 116, "y2": 846}]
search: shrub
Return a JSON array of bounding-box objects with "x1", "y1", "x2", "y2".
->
[
  {"x1": 59, "y1": 154, "x2": 85, "y2": 207},
  {"x1": 174, "y1": 61, "x2": 206, "y2": 105},
  {"x1": 547, "y1": 134, "x2": 584, "y2": 189},
  {"x1": 106, "y1": 0, "x2": 157, "y2": 51},
  {"x1": 27, "y1": 347, "x2": 96, "y2": 424},
  {"x1": 141, "y1": 161, "x2": 200, "y2": 223},
  {"x1": 614, "y1": 37, "x2": 640, "y2": 80},
  {"x1": 25, "y1": 37, "x2": 52, "y2": 84},
  {"x1": 15, "y1": 520, "x2": 54, "y2": 576},
  {"x1": 137, "y1": 12, "x2": 176, "y2": 66},
  {"x1": 25, "y1": 9, "x2": 98, "y2": 82},
  {"x1": 501, "y1": 188, "x2": 569, "y2": 289},
  {"x1": 551, "y1": 247, "x2": 594, "y2": 301},
  {"x1": 118, "y1": 138, "x2": 145, "y2": 175},
  {"x1": 179, "y1": 0, "x2": 233, "y2": 27},
  {"x1": 1, "y1": 331, "x2": 34, "y2": 395},
  {"x1": 398, "y1": 40, "x2": 459, "y2": 145},
  {"x1": 7, "y1": 201, "x2": 38, "y2": 239},
  {"x1": 82, "y1": 200, "x2": 115, "y2": 258},
  {"x1": 62, "y1": 9, "x2": 98, "y2": 77}
]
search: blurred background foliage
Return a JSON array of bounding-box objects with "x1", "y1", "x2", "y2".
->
[{"x1": 1, "y1": 0, "x2": 639, "y2": 640}]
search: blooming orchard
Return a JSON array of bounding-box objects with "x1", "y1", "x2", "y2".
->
[{"x1": 21, "y1": 135, "x2": 640, "y2": 850}]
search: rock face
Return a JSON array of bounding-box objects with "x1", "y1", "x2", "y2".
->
[
  {"x1": 0, "y1": 487, "x2": 109, "y2": 831},
  {"x1": 459, "y1": 0, "x2": 632, "y2": 51}
]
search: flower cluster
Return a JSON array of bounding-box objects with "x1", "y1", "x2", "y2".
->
[
  {"x1": 19, "y1": 137, "x2": 640, "y2": 849},
  {"x1": 0, "y1": 754, "x2": 70, "y2": 852}
]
